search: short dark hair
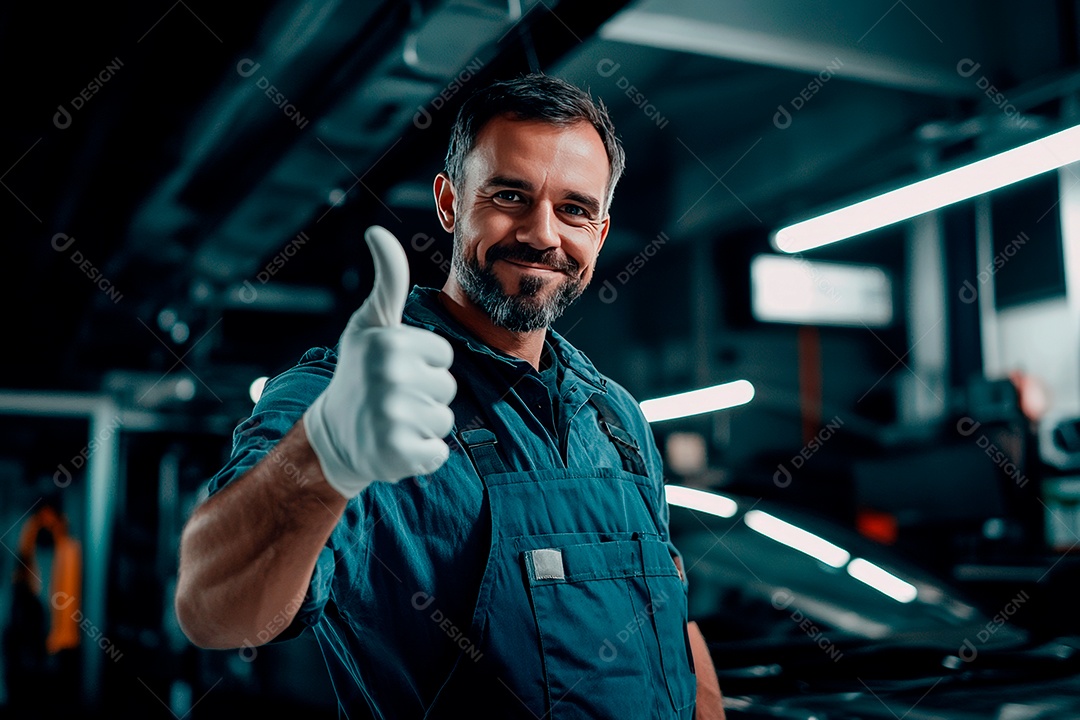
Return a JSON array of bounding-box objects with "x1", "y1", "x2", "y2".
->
[{"x1": 444, "y1": 73, "x2": 626, "y2": 212}]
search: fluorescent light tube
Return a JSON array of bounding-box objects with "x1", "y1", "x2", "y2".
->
[
  {"x1": 774, "y1": 123, "x2": 1080, "y2": 253},
  {"x1": 664, "y1": 485, "x2": 739, "y2": 518},
  {"x1": 847, "y1": 558, "x2": 918, "y2": 603},
  {"x1": 641, "y1": 380, "x2": 755, "y2": 422},
  {"x1": 744, "y1": 510, "x2": 851, "y2": 568}
]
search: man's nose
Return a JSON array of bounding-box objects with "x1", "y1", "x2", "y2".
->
[{"x1": 516, "y1": 201, "x2": 561, "y2": 250}]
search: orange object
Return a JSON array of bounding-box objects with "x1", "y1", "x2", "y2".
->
[{"x1": 17, "y1": 504, "x2": 83, "y2": 653}]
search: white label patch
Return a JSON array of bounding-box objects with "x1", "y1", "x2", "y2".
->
[{"x1": 530, "y1": 548, "x2": 565, "y2": 581}]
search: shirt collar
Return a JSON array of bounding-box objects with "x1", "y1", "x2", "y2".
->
[{"x1": 403, "y1": 286, "x2": 607, "y2": 393}]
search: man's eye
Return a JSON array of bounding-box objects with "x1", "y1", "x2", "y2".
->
[
  {"x1": 561, "y1": 204, "x2": 589, "y2": 218},
  {"x1": 493, "y1": 190, "x2": 523, "y2": 203}
]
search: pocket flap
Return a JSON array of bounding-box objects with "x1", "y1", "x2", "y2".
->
[{"x1": 524, "y1": 538, "x2": 679, "y2": 586}]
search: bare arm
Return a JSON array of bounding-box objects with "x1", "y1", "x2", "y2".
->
[
  {"x1": 689, "y1": 620, "x2": 725, "y2": 720},
  {"x1": 174, "y1": 418, "x2": 347, "y2": 649}
]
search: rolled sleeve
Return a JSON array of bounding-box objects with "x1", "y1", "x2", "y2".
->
[{"x1": 208, "y1": 348, "x2": 336, "y2": 490}]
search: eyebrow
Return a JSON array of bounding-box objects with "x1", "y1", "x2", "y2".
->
[{"x1": 482, "y1": 175, "x2": 603, "y2": 217}]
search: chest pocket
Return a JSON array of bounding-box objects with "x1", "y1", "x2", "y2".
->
[{"x1": 523, "y1": 536, "x2": 695, "y2": 717}]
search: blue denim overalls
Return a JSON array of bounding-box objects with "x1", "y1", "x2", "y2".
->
[{"x1": 421, "y1": 359, "x2": 697, "y2": 718}]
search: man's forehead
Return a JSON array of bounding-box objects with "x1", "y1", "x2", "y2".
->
[{"x1": 463, "y1": 116, "x2": 610, "y2": 189}]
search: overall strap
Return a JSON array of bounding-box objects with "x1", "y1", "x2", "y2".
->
[
  {"x1": 588, "y1": 391, "x2": 649, "y2": 477},
  {"x1": 457, "y1": 427, "x2": 507, "y2": 477},
  {"x1": 451, "y1": 374, "x2": 510, "y2": 479}
]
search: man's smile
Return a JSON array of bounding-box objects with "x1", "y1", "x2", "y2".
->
[{"x1": 498, "y1": 258, "x2": 566, "y2": 275}]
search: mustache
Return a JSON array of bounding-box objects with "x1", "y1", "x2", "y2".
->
[{"x1": 485, "y1": 244, "x2": 579, "y2": 274}]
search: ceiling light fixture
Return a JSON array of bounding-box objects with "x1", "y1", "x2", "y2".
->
[
  {"x1": 664, "y1": 485, "x2": 739, "y2": 518},
  {"x1": 847, "y1": 558, "x2": 918, "y2": 603},
  {"x1": 744, "y1": 509, "x2": 851, "y2": 568},
  {"x1": 641, "y1": 380, "x2": 755, "y2": 422},
  {"x1": 773, "y1": 122, "x2": 1080, "y2": 253}
]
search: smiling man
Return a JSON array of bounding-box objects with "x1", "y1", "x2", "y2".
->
[{"x1": 175, "y1": 73, "x2": 724, "y2": 719}]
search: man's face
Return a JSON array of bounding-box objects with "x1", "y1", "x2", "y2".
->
[{"x1": 436, "y1": 115, "x2": 611, "y2": 332}]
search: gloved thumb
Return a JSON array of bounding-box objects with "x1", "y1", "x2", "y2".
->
[{"x1": 345, "y1": 225, "x2": 410, "y2": 333}]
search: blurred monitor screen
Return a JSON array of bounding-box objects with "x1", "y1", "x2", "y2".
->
[{"x1": 750, "y1": 254, "x2": 893, "y2": 327}]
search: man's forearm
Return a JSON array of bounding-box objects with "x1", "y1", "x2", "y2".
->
[
  {"x1": 689, "y1": 621, "x2": 725, "y2": 720},
  {"x1": 175, "y1": 418, "x2": 347, "y2": 649}
]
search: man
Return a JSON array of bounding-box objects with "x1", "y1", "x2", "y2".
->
[{"x1": 175, "y1": 73, "x2": 725, "y2": 718}]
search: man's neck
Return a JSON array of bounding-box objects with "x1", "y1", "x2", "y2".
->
[{"x1": 438, "y1": 283, "x2": 548, "y2": 371}]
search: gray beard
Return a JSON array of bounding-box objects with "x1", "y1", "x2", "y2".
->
[{"x1": 452, "y1": 234, "x2": 586, "y2": 332}]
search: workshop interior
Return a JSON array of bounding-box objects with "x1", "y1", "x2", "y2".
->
[{"x1": 4, "y1": 1, "x2": 1080, "y2": 717}]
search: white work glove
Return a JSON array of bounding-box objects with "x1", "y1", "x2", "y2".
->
[{"x1": 303, "y1": 225, "x2": 457, "y2": 498}]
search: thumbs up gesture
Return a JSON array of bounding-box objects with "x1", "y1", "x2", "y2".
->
[{"x1": 303, "y1": 226, "x2": 457, "y2": 498}]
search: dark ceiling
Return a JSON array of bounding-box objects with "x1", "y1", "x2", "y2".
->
[
  {"x1": 3, "y1": 0, "x2": 1077, "y2": 424},
  {"x1": 2, "y1": 0, "x2": 635, "y2": 414}
]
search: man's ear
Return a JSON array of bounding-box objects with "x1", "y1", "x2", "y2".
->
[
  {"x1": 597, "y1": 214, "x2": 610, "y2": 255},
  {"x1": 433, "y1": 173, "x2": 457, "y2": 233}
]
